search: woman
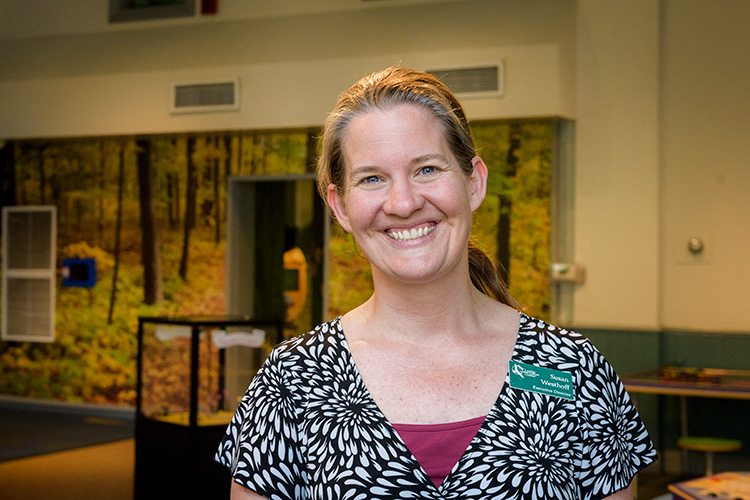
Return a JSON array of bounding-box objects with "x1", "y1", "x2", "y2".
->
[{"x1": 216, "y1": 67, "x2": 657, "y2": 499}]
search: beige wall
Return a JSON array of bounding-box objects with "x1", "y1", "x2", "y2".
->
[
  {"x1": 0, "y1": 43, "x2": 568, "y2": 139},
  {"x1": 0, "y1": 0, "x2": 575, "y2": 138},
  {"x1": 1, "y1": 0, "x2": 748, "y2": 333},
  {"x1": 573, "y1": 0, "x2": 661, "y2": 330},
  {"x1": 658, "y1": 0, "x2": 750, "y2": 332}
]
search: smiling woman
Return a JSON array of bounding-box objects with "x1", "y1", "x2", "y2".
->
[{"x1": 215, "y1": 67, "x2": 657, "y2": 500}]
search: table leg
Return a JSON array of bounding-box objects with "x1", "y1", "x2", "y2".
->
[{"x1": 680, "y1": 395, "x2": 688, "y2": 473}]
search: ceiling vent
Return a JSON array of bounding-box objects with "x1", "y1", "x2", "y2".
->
[
  {"x1": 425, "y1": 63, "x2": 504, "y2": 98},
  {"x1": 171, "y1": 79, "x2": 240, "y2": 114}
]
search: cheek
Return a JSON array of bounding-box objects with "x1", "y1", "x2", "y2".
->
[
  {"x1": 436, "y1": 181, "x2": 474, "y2": 216},
  {"x1": 338, "y1": 191, "x2": 382, "y2": 234},
  {"x1": 347, "y1": 195, "x2": 380, "y2": 226}
]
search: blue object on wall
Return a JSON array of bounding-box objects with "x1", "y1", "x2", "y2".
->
[{"x1": 62, "y1": 258, "x2": 96, "y2": 288}]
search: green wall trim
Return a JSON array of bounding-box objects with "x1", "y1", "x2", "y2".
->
[{"x1": 574, "y1": 326, "x2": 750, "y2": 458}]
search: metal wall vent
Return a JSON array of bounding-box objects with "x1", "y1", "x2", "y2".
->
[
  {"x1": 426, "y1": 63, "x2": 504, "y2": 98},
  {"x1": 2, "y1": 206, "x2": 57, "y2": 343},
  {"x1": 171, "y1": 79, "x2": 240, "y2": 114}
]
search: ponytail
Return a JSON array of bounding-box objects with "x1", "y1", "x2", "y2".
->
[{"x1": 468, "y1": 241, "x2": 520, "y2": 309}]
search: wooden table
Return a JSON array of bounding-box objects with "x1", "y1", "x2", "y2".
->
[
  {"x1": 622, "y1": 367, "x2": 750, "y2": 400},
  {"x1": 622, "y1": 367, "x2": 750, "y2": 473}
]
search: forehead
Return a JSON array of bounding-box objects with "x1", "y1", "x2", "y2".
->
[{"x1": 341, "y1": 104, "x2": 450, "y2": 165}]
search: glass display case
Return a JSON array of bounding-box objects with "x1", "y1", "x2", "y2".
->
[{"x1": 134, "y1": 316, "x2": 282, "y2": 500}]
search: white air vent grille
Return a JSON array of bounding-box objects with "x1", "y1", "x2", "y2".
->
[
  {"x1": 2, "y1": 206, "x2": 57, "y2": 343},
  {"x1": 4, "y1": 278, "x2": 54, "y2": 339},
  {"x1": 426, "y1": 64, "x2": 504, "y2": 98},
  {"x1": 171, "y1": 79, "x2": 240, "y2": 114}
]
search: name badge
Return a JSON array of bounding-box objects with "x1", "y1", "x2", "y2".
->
[{"x1": 508, "y1": 360, "x2": 575, "y2": 401}]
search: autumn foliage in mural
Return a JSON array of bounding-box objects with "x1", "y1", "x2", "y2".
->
[{"x1": 0, "y1": 122, "x2": 552, "y2": 405}]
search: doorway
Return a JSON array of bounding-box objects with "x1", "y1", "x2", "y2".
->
[{"x1": 225, "y1": 174, "x2": 328, "y2": 337}]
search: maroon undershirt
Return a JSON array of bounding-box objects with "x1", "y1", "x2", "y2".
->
[{"x1": 392, "y1": 415, "x2": 487, "y2": 488}]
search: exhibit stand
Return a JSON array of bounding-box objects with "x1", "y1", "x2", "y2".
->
[{"x1": 134, "y1": 316, "x2": 282, "y2": 500}]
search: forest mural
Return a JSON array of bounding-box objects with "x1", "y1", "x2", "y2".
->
[{"x1": 0, "y1": 120, "x2": 553, "y2": 406}]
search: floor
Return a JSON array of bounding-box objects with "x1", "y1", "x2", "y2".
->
[
  {"x1": 0, "y1": 439, "x2": 134, "y2": 500},
  {"x1": 0, "y1": 396, "x2": 734, "y2": 500},
  {"x1": 0, "y1": 436, "x2": 682, "y2": 500}
]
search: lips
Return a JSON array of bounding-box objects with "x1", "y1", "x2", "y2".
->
[{"x1": 387, "y1": 224, "x2": 436, "y2": 242}]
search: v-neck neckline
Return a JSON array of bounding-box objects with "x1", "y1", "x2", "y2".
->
[{"x1": 332, "y1": 313, "x2": 526, "y2": 493}]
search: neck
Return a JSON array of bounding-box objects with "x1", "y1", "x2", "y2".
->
[{"x1": 358, "y1": 266, "x2": 490, "y2": 344}]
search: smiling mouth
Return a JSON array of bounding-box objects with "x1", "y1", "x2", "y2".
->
[{"x1": 387, "y1": 224, "x2": 436, "y2": 242}]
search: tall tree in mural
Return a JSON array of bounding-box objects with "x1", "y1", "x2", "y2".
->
[
  {"x1": 179, "y1": 137, "x2": 196, "y2": 280},
  {"x1": 0, "y1": 142, "x2": 16, "y2": 208},
  {"x1": 34, "y1": 143, "x2": 48, "y2": 204},
  {"x1": 497, "y1": 123, "x2": 521, "y2": 285},
  {"x1": 212, "y1": 136, "x2": 222, "y2": 244},
  {"x1": 96, "y1": 140, "x2": 107, "y2": 245},
  {"x1": 137, "y1": 139, "x2": 163, "y2": 305},
  {"x1": 108, "y1": 142, "x2": 126, "y2": 324}
]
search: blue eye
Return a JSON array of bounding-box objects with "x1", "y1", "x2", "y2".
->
[
  {"x1": 362, "y1": 175, "x2": 380, "y2": 184},
  {"x1": 420, "y1": 166, "x2": 437, "y2": 175}
]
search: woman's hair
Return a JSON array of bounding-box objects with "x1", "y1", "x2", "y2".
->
[{"x1": 317, "y1": 67, "x2": 519, "y2": 309}]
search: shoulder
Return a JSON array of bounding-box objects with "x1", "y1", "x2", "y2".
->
[
  {"x1": 514, "y1": 313, "x2": 622, "y2": 390},
  {"x1": 274, "y1": 317, "x2": 343, "y2": 351},
  {"x1": 517, "y1": 315, "x2": 634, "y2": 405},
  {"x1": 263, "y1": 317, "x2": 347, "y2": 375},
  {"x1": 516, "y1": 313, "x2": 600, "y2": 363},
  {"x1": 235, "y1": 318, "x2": 347, "y2": 416}
]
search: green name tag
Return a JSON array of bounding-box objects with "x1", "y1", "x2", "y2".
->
[{"x1": 508, "y1": 360, "x2": 575, "y2": 400}]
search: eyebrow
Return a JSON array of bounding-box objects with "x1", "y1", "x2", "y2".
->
[
  {"x1": 411, "y1": 153, "x2": 451, "y2": 166},
  {"x1": 348, "y1": 165, "x2": 381, "y2": 178},
  {"x1": 349, "y1": 153, "x2": 451, "y2": 176}
]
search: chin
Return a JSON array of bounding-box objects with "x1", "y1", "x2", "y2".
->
[{"x1": 379, "y1": 262, "x2": 454, "y2": 285}]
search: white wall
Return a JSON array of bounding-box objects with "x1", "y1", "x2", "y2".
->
[
  {"x1": 659, "y1": 0, "x2": 750, "y2": 332},
  {"x1": 0, "y1": 0, "x2": 575, "y2": 138},
  {"x1": 572, "y1": 0, "x2": 750, "y2": 333},
  {"x1": 0, "y1": 44, "x2": 568, "y2": 139},
  {"x1": 1, "y1": 0, "x2": 749, "y2": 333},
  {"x1": 573, "y1": 1, "x2": 661, "y2": 330}
]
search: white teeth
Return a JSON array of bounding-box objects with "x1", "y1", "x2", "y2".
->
[{"x1": 388, "y1": 225, "x2": 435, "y2": 241}]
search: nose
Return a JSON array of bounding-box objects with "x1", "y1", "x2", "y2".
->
[{"x1": 383, "y1": 179, "x2": 424, "y2": 217}]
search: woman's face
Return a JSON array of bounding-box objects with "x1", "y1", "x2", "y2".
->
[{"x1": 327, "y1": 103, "x2": 487, "y2": 286}]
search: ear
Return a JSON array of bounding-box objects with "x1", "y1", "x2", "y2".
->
[
  {"x1": 468, "y1": 156, "x2": 488, "y2": 212},
  {"x1": 327, "y1": 184, "x2": 353, "y2": 233}
]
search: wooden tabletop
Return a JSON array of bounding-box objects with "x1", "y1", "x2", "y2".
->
[{"x1": 622, "y1": 367, "x2": 750, "y2": 400}]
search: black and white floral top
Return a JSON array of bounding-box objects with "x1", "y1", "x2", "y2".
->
[{"x1": 215, "y1": 314, "x2": 657, "y2": 500}]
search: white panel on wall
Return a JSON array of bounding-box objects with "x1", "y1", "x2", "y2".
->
[{"x1": 1, "y1": 206, "x2": 57, "y2": 342}]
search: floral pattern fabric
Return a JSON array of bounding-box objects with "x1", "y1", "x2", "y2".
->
[{"x1": 215, "y1": 314, "x2": 657, "y2": 500}]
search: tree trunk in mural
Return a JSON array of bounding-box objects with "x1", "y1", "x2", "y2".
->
[
  {"x1": 0, "y1": 141, "x2": 17, "y2": 208},
  {"x1": 97, "y1": 140, "x2": 106, "y2": 245},
  {"x1": 497, "y1": 124, "x2": 521, "y2": 286},
  {"x1": 214, "y1": 135, "x2": 221, "y2": 244},
  {"x1": 179, "y1": 137, "x2": 196, "y2": 280},
  {"x1": 137, "y1": 139, "x2": 164, "y2": 305},
  {"x1": 108, "y1": 143, "x2": 125, "y2": 324},
  {"x1": 37, "y1": 146, "x2": 47, "y2": 204},
  {"x1": 164, "y1": 138, "x2": 179, "y2": 230},
  {"x1": 224, "y1": 135, "x2": 232, "y2": 178},
  {"x1": 167, "y1": 172, "x2": 177, "y2": 229}
]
